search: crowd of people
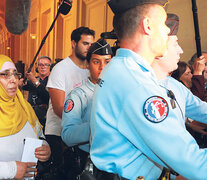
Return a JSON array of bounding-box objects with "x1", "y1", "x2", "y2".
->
[{"x1": 2, "y1": 0, "x2": 207, "y2": 179}]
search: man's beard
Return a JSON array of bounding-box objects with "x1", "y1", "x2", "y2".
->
[{"x1": 75, "y1": 46, "x2": 86, "y2": 61}]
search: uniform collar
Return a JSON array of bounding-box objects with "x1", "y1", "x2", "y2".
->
[
  {"x1": 86, "y1": 78, "x2": 95, "y2": 92},
  {"x1": 116, "y1": 48, "x2": 157, "y2": 77}
]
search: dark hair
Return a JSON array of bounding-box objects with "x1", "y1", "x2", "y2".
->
[
  {"x1": 55, "y1": 58, "x2": 63, "y2": 63},
  {"x1": 171, "y1": 61, "x2": 190, "y2": 81},
  {"x1": 50, "y1": 58, "x2": 63, "y2": 70},
  {"x1": 71, "y1": 26, "x2": 95, "y2": 43},
  {"x1": 38, "y1": 56, "x2": 51, "y2": 63},
  {"x1": 113, "y1": 4, "x2": 152, "y2": 40}
]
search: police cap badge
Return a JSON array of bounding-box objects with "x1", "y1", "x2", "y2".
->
[{"x1": 86, "y1": 38, "x2": 113, "y2": 62}]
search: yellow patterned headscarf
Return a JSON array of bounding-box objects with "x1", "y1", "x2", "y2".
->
[{"x1": 0, "y1": 55, "x2": 41, "y2": 137}]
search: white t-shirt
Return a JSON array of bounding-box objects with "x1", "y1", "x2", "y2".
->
[{"x1": 45, "y1": 57, "x2": 89, "y2": 136}]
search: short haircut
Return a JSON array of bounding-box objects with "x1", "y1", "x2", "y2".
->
[
  {"x1": 171, "y1": 61, "x2": 190, "y2": 81},
  {"x1": 71, "y1": 26, "x2": 95, "y2": 43},
  {"x1": 38, "y1": 56, "x2": 51, "y2": 63},
  {"x1": 113, "y1": 4, "x2": 153, "y2": 40}
]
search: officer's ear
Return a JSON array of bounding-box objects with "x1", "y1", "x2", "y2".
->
[{"x1": 142, "y1": 17, "x2": 153, "y2": 36}]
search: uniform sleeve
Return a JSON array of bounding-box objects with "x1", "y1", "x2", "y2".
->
[
  {"x1": 61, "y1": 91, "x2": 90, "y2": 147},
  {"x1": 181, "y1": 82, "x2": 207, "y2": 123},
  {"x1": 46, "y1": 64, "x2": 66, "y2": 91},
  {"x1": 0, "y1": 161, "x2": 17, "y2": 179},
  {"x1": 118, "y1": 84, "x2": 207, "y2": 179}
]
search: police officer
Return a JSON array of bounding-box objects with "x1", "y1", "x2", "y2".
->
[
  {"x1": 90, "y1": 1, "x2": 207, "y2": 180},
  {"x1": 152, "y1": 13, "x2": 207, "y2": 177},
  {"x1": 21, "y1": 56, "x2": 51, "y2": 132},
  {"x1": 152, "y1": 14, "x2": 207, "y2": 150},
  {"x1": 61, "y1": 39, "x2": 112, "y2": 178}
]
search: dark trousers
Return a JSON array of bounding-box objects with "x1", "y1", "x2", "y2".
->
[
  {"x1": 33, "y1": 106, "x2": 48, "y2": 134},
  {"x1": 76, "y1": 148, "x2": 89, "y2": 170},
  {"x1": 63, "y1": 147, "x2": 89, "y2": 180},
  {"x1": 79, "y1": 157, "x2": 128, "y2": 180},
  {"x1": 45, "y1": 135, "x2": 66, "y2": 179}
]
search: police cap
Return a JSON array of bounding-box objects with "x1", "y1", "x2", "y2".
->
[
  {"x1": 166, "y1": 13, "x2": 179, "y2": 36},
  {"x1": 107, "y1": 0, "x2": 169, "y2": 15},
  {"x1": 86, "y1": 39, "x2": 113, "y2": 62}
]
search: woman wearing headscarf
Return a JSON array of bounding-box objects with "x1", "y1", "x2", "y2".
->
[{"x1": 0, "y1": 55, "x2": 51, "y2": 179}]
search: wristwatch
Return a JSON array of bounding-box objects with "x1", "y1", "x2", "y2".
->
[{"x1": 34, "y1": 80, "x2": 39, "y2": 87}]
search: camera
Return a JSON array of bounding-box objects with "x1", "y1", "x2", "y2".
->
[{"x1": 100, "y1": 30, "x2": 119, "y2": 55}]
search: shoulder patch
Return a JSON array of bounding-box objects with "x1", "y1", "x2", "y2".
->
[
  {"x1": 143, "y1": 96, "x2": 169, "y2": 123},
  {"x1": 64, "y1": 99, "x2": 74, "y2": 113}
]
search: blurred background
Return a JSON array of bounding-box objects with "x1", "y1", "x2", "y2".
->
[{"x1": 0, "y1": 0, "x2": 207, "y2": 71}]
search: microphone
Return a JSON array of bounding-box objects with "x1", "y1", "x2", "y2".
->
[
  {"x1": 167, "y1": 90, "x2": 175, "y2": 100},
  {"x1": 23, "y1": 0, "x2": 72, "y2": 84},
  {"x1": 58, "y1": 0, "x2": 72, "y2": 15},
  {"x1": 167, "y1": 90, "x2": 176, "y2": 109},
  {"x1": 5, "y1": 0, "x2": 31, "y2": 35}
]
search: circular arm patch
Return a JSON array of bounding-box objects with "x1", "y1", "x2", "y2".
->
[
  {"x1": 143, "y1": 96, "x2": 169, "y2": 123},
  {"x1": 64, "y1": 99, "x2": 74, "y2": 113}
]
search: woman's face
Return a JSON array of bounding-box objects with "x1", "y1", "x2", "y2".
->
[
  {"x1": 0, "y1": 68, "x2": 19, "y2": 97},
  {"x1": 180, "y1": 66, "x2": 193, "y2": 89}
]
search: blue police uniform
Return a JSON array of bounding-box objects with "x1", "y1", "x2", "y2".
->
[
  {"x1": 90, "y1": 48, "x2": 207, "y2": 180},
  {"x1": 160, "y1": 76, "x2": 207, "y2": 125},
  {"x1": 62, "y1": 78, "x2": 95, "y2": 152}
]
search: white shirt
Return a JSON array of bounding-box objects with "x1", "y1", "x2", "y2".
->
[
  {"x1": 45, "y1": 57, "x2": 89, "y2": 136},
  {"x1": 0, "y1": 121, "x2": 43, "y2": 179}
]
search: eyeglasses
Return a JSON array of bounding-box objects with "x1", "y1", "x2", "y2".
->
[
  {"x1": 0, "y1": 72, "x2": 22, "y2": 79},
  {"x1": 38, "y1": 63, "x2": 50, "y2": 67}
]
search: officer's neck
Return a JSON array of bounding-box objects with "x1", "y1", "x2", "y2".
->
[
  {"x1": 120, "y1": 34, "x2": 155, "y2": 65},
  {"x1": 151, "y1": 61, "x2": 168, "y2": 80}
]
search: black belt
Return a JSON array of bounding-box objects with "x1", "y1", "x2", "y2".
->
[
  {"x1": 95, "y1": 169, "x2": 128, "y2": 180},
  {"x1": 79, "y1": 157, "x2": 129, "y2": 180},
  {"x1": 97, "y1": 171, "x2": 145, "y2": 180}
]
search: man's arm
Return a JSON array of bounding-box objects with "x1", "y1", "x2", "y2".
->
[
  {"x1": 48, "y1": 88, "x2": 65, "y2": 118},
  {"x1": 191, "y1": 75, "x2": 205, "y2": 100},
  {"x1": 191, "y1": 55, "x2": 206, "y2": 100}
]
